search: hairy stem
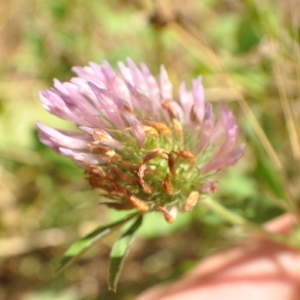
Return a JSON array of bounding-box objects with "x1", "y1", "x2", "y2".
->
[{"x1": 201, "y1": 197, "x2": 297, "y2": 249}]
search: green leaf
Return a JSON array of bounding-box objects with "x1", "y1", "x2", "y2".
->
[
  {"x1": 108, "y1": 216, "x2": 143, "y2": 292},
  {"x1": 236, "y1": 17, "x2": 261, "y2": 53},
  {"x1": 56, "y1": 213, "x2": 138, "y2": 275}
]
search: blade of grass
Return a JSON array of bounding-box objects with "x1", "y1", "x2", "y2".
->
[
  {"x1": 108, "y1": 215, "x2": 143, "y2": 292},
  {"x1": 55, "y1": 212, "x2": 138, "y2": 276},
  {"x1": 241, "y1": 0, "x2": 300, "y2": 216}
]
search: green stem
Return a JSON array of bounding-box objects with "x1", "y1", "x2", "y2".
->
[{"x1": 201, "y1": 197, "x2": 295, "y2": 249}]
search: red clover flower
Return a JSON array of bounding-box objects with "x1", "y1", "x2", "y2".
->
[{"x1": 37, "y1": 59, "x2": 245, "y2": 223}]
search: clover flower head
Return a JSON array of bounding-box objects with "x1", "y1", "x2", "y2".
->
[{"x1": 37, "y1": 58, "x2": 245, "y2": 223}]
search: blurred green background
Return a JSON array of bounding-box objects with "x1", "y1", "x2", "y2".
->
[{"x1": 1, "y1": 0, "x2": 300, "y2": 299}]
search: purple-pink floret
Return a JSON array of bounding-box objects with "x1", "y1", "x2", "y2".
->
[
  {"x1": 38, "y1": 58, "x2": 244, "y2": 171},
  {"x1": 37, "y1": 59, "x2": 245, "y2": 219}
]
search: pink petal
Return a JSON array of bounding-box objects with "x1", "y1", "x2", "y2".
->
[
  {"x1": 160, "y1": 65, "x2": 173, "y2": 100},
  {"x1": 37, "y1": 122, "x2": 90, "y2": 152},
  {"x1": 59, "y1": 148, "x2": 102, "y2": 167},
  {"x1": 53, "y1": 80, "x2": 103, "y2": 127},
  {"x1": 118, "y1": 61, "x2": 133, "y2": 83},
  {"x1": 201, "y1": 143, "x2": 245, "y2": 172},
  {"x1": 197, "y1": 103, "x2": 215, "y2": 150},
  {"x1": 123, "y1": 111, "x2": 146, "y2": 148},
  {"x1": 101, "y1": 61, "x2": 117, "y2": 85},
  {"x1": 212, "y1": 114, "x2": 237, "y2": 161},
  {"x1": 40, "y1": 91, "x2": 96, "y2": 126},
  {"x1": 127, "y1": 58, "x2": 149, "y2": 96},
  {"x1": 88, "y1": 81, "x2": 125, "y2": 130},
  {"x1": 191, "y1": 77, "x2": 205, "y2": 122},
  {"x1": 179, "y1": 82, "x2": 194, "y2": 125},
  {"x1": 140, "y1": 62, "x2": 161, "y2": 107}
]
